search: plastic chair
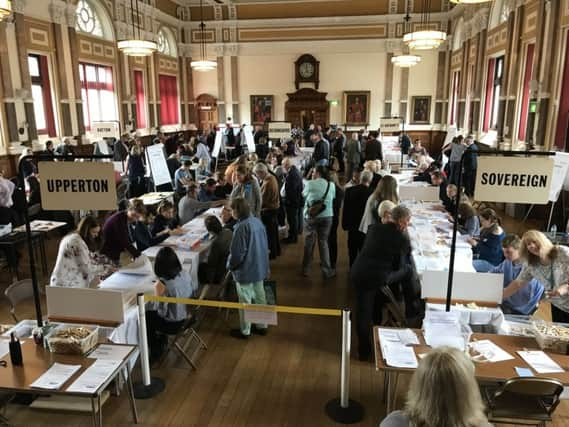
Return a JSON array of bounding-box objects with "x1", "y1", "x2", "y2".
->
[
  {"x1": 4, "y1": 279, "x2": 38, "y2": 323},
  {"x1": 483, "y1": 377, "x2": 564, "y2": 426}
]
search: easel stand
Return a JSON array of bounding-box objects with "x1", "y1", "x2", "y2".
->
[
  {"x1": 446, "y1": 149, "x2": 554, "y2": 311},
  {"x1": 18, "y1": 153, "x2": 113, "y2": 327}
]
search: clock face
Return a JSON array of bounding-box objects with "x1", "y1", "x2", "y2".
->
[{"x1": 299, "y1": 62, "x2": 315, "y2": 79}]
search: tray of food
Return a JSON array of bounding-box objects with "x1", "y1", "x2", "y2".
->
[
  {"x1": 532, "y1": 321, "x2": 569, "y2": 354},
  {"x1": 47, "y1": 326, "x2": 99, "y2": 355}
]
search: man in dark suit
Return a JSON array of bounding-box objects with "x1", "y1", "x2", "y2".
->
[
  {"x1": 364, "y1": 132, "x2": 383, "y2": 162},
  {"x1": 342, "y1": 170, "x2": 372, "y2": 266},
  {"x1": 430, "y1": 170, "x2": 451, "y2": 210},
  {"x1": 281, "y1": 157, "x2": 304, "y2": 243},
  {"x1": 463, "y1": 135, "x2": 478, "y2": 197},
  {"x1": 351, "y1": 205, "x2": 417, "y2": 360}
]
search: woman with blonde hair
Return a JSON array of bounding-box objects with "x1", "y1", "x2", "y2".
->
[
  {"x1": 359, "y1": 175, "x2": 399, "y2": 233},
  {"x1": 377, "y1": 200, "x2": 396, "y2": 224},
  {"x1": 504, "y1": 230, "x2": 569, "y2": 322},
  {"x1": 381, "y1": 346, "x2": 490, "y2": 427}
]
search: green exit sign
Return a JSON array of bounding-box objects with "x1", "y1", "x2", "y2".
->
[{"x1": 529, "y1": 101, "x2": 537, "y2": 113}]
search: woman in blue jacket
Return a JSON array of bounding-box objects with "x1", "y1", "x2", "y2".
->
[{"x1": 470, "y1": 208, "x2": 505, "y2": 272}]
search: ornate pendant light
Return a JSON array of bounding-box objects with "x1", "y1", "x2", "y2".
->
[
  {"x1": 403, "y1": 0, "x2": 446, "y2": 50},
  {"x1": 0, "y1": 0, "x2": 12, "y2": 21},
  {"x1": 191, "y1": 0, "x2": 217, "y2": 71},
  {"x1": 118, "y1": 0, "x2": 157, "y2": 56},
  {"x1": 450, "y1": 0, "x2": 491, "y2": 3},
  {"x1": 393, "y1": 1, "x2": 421, "y2": 68}
]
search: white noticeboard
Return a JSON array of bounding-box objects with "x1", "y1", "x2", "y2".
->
[
  {"x1": 213, "y1": 130, "x2": 223, "y2": 158},
  {"x1": 146, "y1": 143, "x2": 171, "y2": 186},
  {"x1": 380, "y1": 118, "x2": 402, "y2": 132},
  {"x1": 92, "y1": 121, "x2": 120, "y2": 139},
  {"x1": 475, "y1": 156, "x2": 554, "y2": 204},
  {"x1": 268, "y1": 122, "x2": 292, "y2": 140},
  {"x1": 244, "y1": 125, "x2": 255, "y2": 153},
  {"x1": 96, "y1": 141, "x2": 110, "y2": 155},
  {"x1": 549, "y1": 151, "x2": 569, "y2": 201},
  {"x1": 399, "y1": 184, "x2": 440, "y2": 202},
  {"x1": 421, "y1": 271, "x2": 504, "y2": 304}
]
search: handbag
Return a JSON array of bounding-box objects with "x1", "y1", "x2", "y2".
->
[
  {"x1": 263, "y1": 280, "x2": 277, "y2": 305},
  {"x1": 307, "y1": 181, "x2": 331, "y2": 219}
]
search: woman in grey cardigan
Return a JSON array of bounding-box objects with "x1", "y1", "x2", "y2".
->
[{"x1": 230, "y1": 164, "x2": 262, "y2": 217}]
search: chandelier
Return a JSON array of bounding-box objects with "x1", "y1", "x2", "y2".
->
[
  {"x1": 403, "y1": 0, "x2": 446, "y2": 50},
  {"x1": 393, "y1": 2, "x2": 421, "y2": 68},
  {"x1": 118, "y1": 0, "x2": 157, "y2": 56},
  {"x1": 191, "y1": 0, "x2": 217, "y2": 71},
  {"x1": 450, "y1": 0, "x2": 491, "y2": 3},
  {"x1": 0, "y1": 0, "x2": 12, "y2": 21}
]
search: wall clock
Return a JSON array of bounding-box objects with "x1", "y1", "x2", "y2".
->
[{"x1": 295, "y1": 54, "x2": 320, "y2": 90}]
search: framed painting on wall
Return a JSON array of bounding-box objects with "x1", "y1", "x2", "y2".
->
[
  {"x1": 250, "y1": 95, "x2": 273, "y2": 125},
  {"x1": 411, "y1": 96, "x2": 431, "y2": 124},
  {"x1": 343, "y1": 91, "x2": 370, "y2": 126}
]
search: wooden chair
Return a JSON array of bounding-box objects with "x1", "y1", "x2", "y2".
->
[
  {"x1": 4, "y1": 279, "x2": 39, "y2": 323},
  {"x1": 483, "y1": 377, "x2": 564, "y2": 426},
  {"x1": 379, "y1": 286, "x2": 407, "y2": 328},
  {"x1": 158, "y1": 313, "x2": 207, "y2": 370}
]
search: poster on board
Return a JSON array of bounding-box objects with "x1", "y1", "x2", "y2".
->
[
  {"x1": 268, "y1": 122, "x2": 292, "y2": 140},
  {"x1": 475, "y1": 156, "x2": 554, "y2": 204},
  {"x1": 243, "y1": 125, "x2": 255, "y2": 153},
  {"x1": 146, "y1": 143, "x2": 171, "y2": 186},
  {"x1": 549, "y1": 151, "x2": 569, "y2": 202},
  {"x1": 92, "y1": 121, "x2": 120, "y2": 139},
  {"x1": 379, "y1": 118, "x2": 402, "y2": 133},
  {"x1": 213, "y1": 131, "x2": 223, "y2": 158}
]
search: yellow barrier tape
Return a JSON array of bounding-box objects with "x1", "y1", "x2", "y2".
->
[{"x1": 144, "y1": 295, "x2": 342, "y2": 317}]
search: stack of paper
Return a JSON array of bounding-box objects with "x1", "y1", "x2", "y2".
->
[
  {"x1": 517, "y1": 350, "x2": 564, "y2": 374},
  {"x1": 468, "y1": 340, "x2": 514, "y2": 362},
  {"x1": 67, "y1": 360, "x2": 121, "y2": 393},
  {"x1": 30, "y1": 363, "x2": 82, "y2": 390},
  {"x1": 377, "y1": 328, "x2": 419, "y2": 368},
  {"x1": 119, "y1": 255, "x2": 153, "y2": 276},
  {"x1": 423, "y1": 311, "x2": 472, "y2": 350},
  {"x1": 88, "y1": 344, "x2": 133, "y2": 361}
]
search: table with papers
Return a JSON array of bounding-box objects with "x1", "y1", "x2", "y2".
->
[
  {"x1": 0, "y1": 341, "x2": 138, "y2": 426},
  {"x1": 135, "y1": 192, "x2": 174, "y2": 207},
  {"x1": 373, "y1": 326, "x2": 569, "y2": 412},
  {"x1": 426, "y1": 303, "x2": 505, "y2": 329}
]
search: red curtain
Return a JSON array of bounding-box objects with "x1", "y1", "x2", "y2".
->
[
  {"x1": 518, "y1": 44, "x2": 535, "y2": 141},
  {"x1": 483, "y1": 58, "x2": 495, "y2": 132},
  {"x1": 37, "y1": 55, "x2": 56, "y2": 137},
  {"x1": 555, "y1": 33, "x2": 569, "y2": 150},
  {"x1": 159, "y1": 74, "x2": 179, "y2": 125},
  {"x1": 134, "y1": 70, "x2": 146, "y2": 129}
]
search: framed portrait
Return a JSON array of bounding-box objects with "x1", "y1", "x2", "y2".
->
[
  {"x1": 411, "y1": 96, "x2": 431, "y2": 124},
  {"x1": 250, "y1": 95, "x2": 273, "y2": 125},
  {"x1": 343, "y1": 91, "x2": 370, "y2": 126}
]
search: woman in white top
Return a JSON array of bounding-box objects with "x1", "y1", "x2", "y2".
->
[
  {"x1": 50, "y1": 216, "x2": 113, "y2": 288},
  {"x1": 380, "y1": 346, "x2": 490, "y2": 427},
  {"x1": 359, "y1": 175, "x2": 399, "y2": 234}
]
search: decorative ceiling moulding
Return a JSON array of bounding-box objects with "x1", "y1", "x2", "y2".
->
[
  {"x1": 237, "y1": 24, "x2": 388, "y2": 42},
  {"x1": 11, "y1": 0, "x2": 24, "y2": 14},
  {"x1": 48, "y1": 1, "x2": 67, "y2": 25}
]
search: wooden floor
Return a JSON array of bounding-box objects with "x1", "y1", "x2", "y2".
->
[{"x1": 2, "y1": 212, "x2": 569, "y2": 426}]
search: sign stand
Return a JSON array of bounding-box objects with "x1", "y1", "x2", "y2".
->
[
  {"x1": 446, "y1": 149, "x2": 554, "y2": 311},
  {"x1": 379, "y1": 116, "x2": 405, "y2": 166},
  {"x1": 18, "y1": 154, "x2": 113, "y2": 327}
]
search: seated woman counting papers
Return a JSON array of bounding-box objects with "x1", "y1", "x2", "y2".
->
[
  {"x1": 470, "y1": 208, "x2": 505, "y2": 272},
  {"x1": 146, "y1": 247, "x2": 198, "y2": 362},
  {"x1": 50, "y1": 216, "x2": 114, "y2": 288},
  {"x1": 380, "y1": 346, "x2": 491, "y2": 427}
]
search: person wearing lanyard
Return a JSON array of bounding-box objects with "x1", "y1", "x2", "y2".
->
[{"x1": 503, "y1": 230, "x2": 569, "y2": 323}]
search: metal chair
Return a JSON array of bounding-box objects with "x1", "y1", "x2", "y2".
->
[
  {"x1": 483, "y1": 377, "x2": 564, "y2": 426},
  {"x1": 4, "y1": 279, "x2": 39, "y2": 323}
]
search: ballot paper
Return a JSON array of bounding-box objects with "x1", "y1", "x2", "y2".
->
[
  {"x1": 517, "y1": 350, "x2": 564, "y2": 374},
  {"x1": 468, "y1": 340, "x2": 514, "y2": 362},
  {"x1": 67, "y1": 360, "x2": 121, "y2": 393},
  {"x1": 88, "y1": 344, "x2": 133, "y2": 361},
  {"x1": 119, "y1": 255, "x2": 153, "y2": 275},
  {"x1": 30, "y1": 363, "x2": 82, "y2": 390},
  {"x1": 377, "y1": 329, "x2": 420, "y2": 368},
  {"x1": 0, "y1": 339, "x2": 9, "y2": 359}
]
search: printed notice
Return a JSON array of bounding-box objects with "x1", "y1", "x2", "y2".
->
[
  {"x1": 67, "y1": 359, "x2": 121, "y2": 393},
  {"x1": 243, "y1": 304, "x2": 278, "y2": 326},
  {"x1": 38, "y1": 161, "x2": 117, "y2": 210},
  {"x1": 30, "y1": 363, "x2": 82, "y2": 390}
]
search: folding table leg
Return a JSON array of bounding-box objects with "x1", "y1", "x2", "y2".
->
[
  {"x1": 91, "y1": 398, "x2": 98, "y2": 427},
  {"x1": 125, "y1": 368, "x2": 140, "y2": 423},
  {"x1": 97, "y1": 395, "x2": 103, "y2": 427}
]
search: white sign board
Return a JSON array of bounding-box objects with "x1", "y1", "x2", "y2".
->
[
  {"x1": 96, "y1": 140, "x2": 110, "y2": 155},
  {"x1": 243, "y1": 305, "x2": 278, "y2": 326},
  {"x1": 399, "y1": 184, "x2": 440, "y2": 202},
  {"x1": 475, "y1": 156, "x2": 554, "y2": 204},
  {"x1": 38, "y1": 161, "x2": 117, "y2": 210},
  {"x1": 380, "y1": 118, "x2": 402, "y2": 132},
  {"x1": 268, "y1": 122, "x2": 292, "y2": 140},
  {"x1": 92, "y1": 121, "x2": 120, "y2": 139},
  {"x1": 549, "y1": 151, "x2": 569, "y2": 202},
  {"x1": 146, "y1": 143, "x2": 171, "y2": 186},
  {"x1": 421, "y1": 271, "x2": 504, "y2": 304},
  {"x1": 244, "y1": 125, "x2": 255, "y2": 153},
  {"x1": 213, "y1": 130, "x2": 223, "y2": 158}
]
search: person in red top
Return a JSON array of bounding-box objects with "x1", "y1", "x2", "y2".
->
[{"x1": 101, "y1": 199, "x2": 146, "y2": 263}]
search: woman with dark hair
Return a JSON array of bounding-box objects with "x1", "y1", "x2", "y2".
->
[
  {"x1": 470, "y1": 208, "x2": 505, "y2": 272},
  {"x1": 146, "y1": 246, "x2": 197, "y2": 362},
  {"x1": 359, "y1": 174, "x2": 399, "y2": 234},
  {"x1": 456, "y1": 202, "x2": 480, "y2": 238},
  {"x1": 230, "y1": 164, "x2": 262, "y2": 217},
  {"x1": 50, "y1": 215, "x2": 113, "y2": 288},
  {"x1": 101, "y1": 199, "x2": 147, "y2": 263},
  {"x1": 126, "y1": 145, "x2": 147, "y2": 198},
  {"x1": 151, "y1": 200, "x2": 180, "y2": 236},
  {"x1": 198, "y1": 215, "x2": 233, "y2": 284}
]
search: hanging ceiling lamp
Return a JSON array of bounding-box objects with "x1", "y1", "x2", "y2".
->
[
  {"x1": 191, "y1": 0, "x2": 217, "y2": 71},
  {"x1": 392, "y1": 1, "x2": 421, "y2": 68},
  {"x1": 118, "y1": 0, "x2": 157, "y2": 56},
  {"x1": 403, "y1": 0, "x2": 446, "y2": 50},
  {"x1": 450, "y1": 0, "x2": 491, "y2": 3},
  {"x1": 0, "y1": 0, "x2": 12, "y2": 21}
]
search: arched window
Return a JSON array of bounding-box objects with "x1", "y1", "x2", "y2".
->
[
  {"x1": 75, "y1": 0, "x2": 114, "y2": 41},
  {"x1": 489, "y1": 0, "x2": 510, "y2": 30},
  {"x1": 157, "y1": 28, "x2": 177, "y2": 57}
]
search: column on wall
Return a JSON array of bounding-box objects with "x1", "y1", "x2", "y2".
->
[
  {"x1": 501, "y1": 9, "x2": 520, "y2": 143},
  {"x1": 474, "y1": 29, "x2": 487, "y2": 136},
  {"x1": 179, "y1": 56, "x2": 187, "y2": 125},
  {"x1": 51, "y1": 4, "x2": 73, "y2": 138},
  {"x1": 384, "y1": 52, "x2": 394, "y2": 117},
  {"x1": 0, "y1": 19, "x2": 18, "y2": 148},
  {"x1": 399, "y1": 68, "x2": 409, "y2": 124},
  {"x1": 216, "y1": 53, "x2": 225, "y2": 122},
  {"x1": 434, "y1": 50, "x2": 447, "y2": 125},
  {"x1": 457, "y1": 40, "x2": 468, "y2": 131},
  {"x1": 231, "y1": 55, "x2": 239, "y2": 124},
  {"x1": 66, "y1": 5, "x2": 84, "y2": 136},
  {"x1": 149, "y1": 52, "x2": 159, "y2": 128},
  {"x1": 118, "y1": 52, "x2": 131, "y2": 129},
  {"x1": 185, "y1": 56, "x2": 197, "y2": 126}
]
